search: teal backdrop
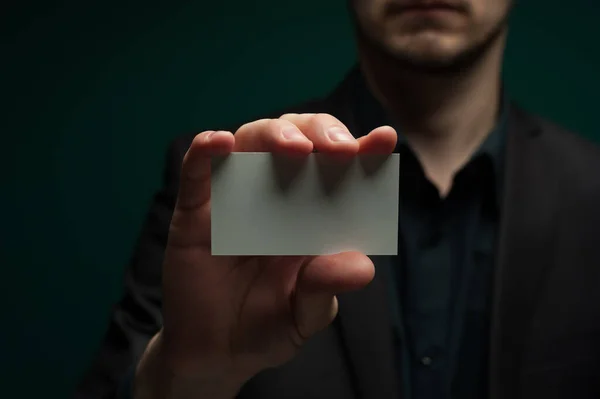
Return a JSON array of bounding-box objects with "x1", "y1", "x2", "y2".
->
[{"x1": 1, "y1": 1, "x2": 599, "y2": 397}]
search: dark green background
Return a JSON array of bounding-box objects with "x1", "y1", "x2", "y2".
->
[{"x1": 2, "y1": 1, "x2": 599, "y2": 397}]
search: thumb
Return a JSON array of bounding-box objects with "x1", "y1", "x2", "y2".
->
[{"x1": 292, "y1": 252, "x2": 374, "y2": 339}]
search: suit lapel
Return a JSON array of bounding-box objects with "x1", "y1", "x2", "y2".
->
[
  {"x1": 337, "y1": 256, "x2": 400, "y2": 399},
  {"x1": 489, "y1": 106, "x2": 561, "y2": 399}
]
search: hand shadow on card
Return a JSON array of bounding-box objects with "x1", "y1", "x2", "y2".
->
[
  {"x1": 315, "y1": 154, "x2": 353, "y2": 197},
  {"x1": 269, "y1": 154, "x2": 309, "y2": 194},
  {"x1": 359, "y1": 153, "x2": 393, "y2": 177}
]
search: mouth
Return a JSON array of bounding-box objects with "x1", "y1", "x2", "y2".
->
[{"x1": 390, "y1": 0, "x2": 468, "y2": 15}]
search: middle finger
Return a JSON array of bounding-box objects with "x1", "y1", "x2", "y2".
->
[{"x1": 279, "y1": 113, "x2": 359, "y2": 156}]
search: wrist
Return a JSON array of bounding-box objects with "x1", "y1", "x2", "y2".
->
[{"x1": 134, "y1": 332, "x2": 245, "y2": 399}]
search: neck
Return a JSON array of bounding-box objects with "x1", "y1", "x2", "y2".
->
[{"x1": 358, "y1": 32, "x2": 507, "y2": 195}]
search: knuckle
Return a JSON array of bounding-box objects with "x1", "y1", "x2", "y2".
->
[
  {"x1": 315, "y1": 113, "x2": 344, "y2": 128},
  {"x1": 236, "y1": 118, "x2": 269, "y2": 135},
  {"x1": 277, "y1": 118, "x2": 301, "y2": 131},
  {"x1": 307, "y1": 113, "x2": 322, "y2": 127},
  {"x1": 266, "y1": 118, "x2": 285, "y2": 131},
  {"x1": 263, "y1": 119, "x2": 288, "y2": 140},
  {"x1": 314, "y1": 112, "x2": 336, "y2": 122},
  {"x1": 279, "y1": 112, "x2": 314, "y2": 119}
]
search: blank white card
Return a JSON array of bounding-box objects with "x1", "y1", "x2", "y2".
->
[{"x1": 211, "y1": 152, "x2": 400, "y2": 256}]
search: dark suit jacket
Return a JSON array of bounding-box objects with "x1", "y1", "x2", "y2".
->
[{"x1": 75, "y1": 68, "x2": 600, "y2": 399}]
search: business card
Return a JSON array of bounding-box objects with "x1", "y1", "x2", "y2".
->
[{"x1": 211, "y1": 152, "x2": 399, "y2": 256}]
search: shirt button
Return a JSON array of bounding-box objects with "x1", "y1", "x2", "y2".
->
[{"x1": 421, "y1": 356, "x2": 433, "y2": 366}]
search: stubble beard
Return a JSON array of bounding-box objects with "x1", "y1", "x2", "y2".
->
[{"x1": 351, "y1": 4, "x2": 512, "y2": 76}]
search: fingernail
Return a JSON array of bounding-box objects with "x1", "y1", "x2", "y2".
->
[
  {"x1": 282, "y1": 127, "x2": 307, "y2": 141},
  {"x1": 206, "y1": 130, "x2": 217, "y2": 139},
  {"x1": 326, "y1": 126, "x2": 353, "y2": 142},
  {"x1": 207, "y1": 130, "x2": 228, "y2": 140}
]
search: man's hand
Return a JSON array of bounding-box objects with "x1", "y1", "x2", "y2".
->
[{"x1": 134, "y1": 114, "x2": 397, "y2": 399}]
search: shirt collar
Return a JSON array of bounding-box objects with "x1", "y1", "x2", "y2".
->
[{"x1": 353, "y1": 69, "x2": 509, "y2": 207}]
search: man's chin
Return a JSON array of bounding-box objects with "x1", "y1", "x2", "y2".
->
[
  {"x1": 388, "y1": 33, "x2": 465, "y2": 64},
  {"x1": 388, "y1": 46, "x2": 469, "y2": 73},
  {"x1": 380, "y1": 19, "x2": 509, "y2": 74},
  {"x1": 383, "y1": 32, "x2": 500, "y2": 74}
]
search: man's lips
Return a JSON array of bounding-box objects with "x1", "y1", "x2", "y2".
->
[{"x1": 390, "y1": 0, "x2": 468, "y2": 14}]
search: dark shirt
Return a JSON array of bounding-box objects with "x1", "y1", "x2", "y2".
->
[{"x1": 354, "y1": 76, "x2": 507, "y2": 399}]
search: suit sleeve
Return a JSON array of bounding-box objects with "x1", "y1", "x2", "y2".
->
[{"x1": 74, "y1": 136, "x2": 191, "y2": 399}]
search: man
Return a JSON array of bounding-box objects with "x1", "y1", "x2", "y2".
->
[{"x1": 76, "y1": 0, "x2": 600, "y2": 398}]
